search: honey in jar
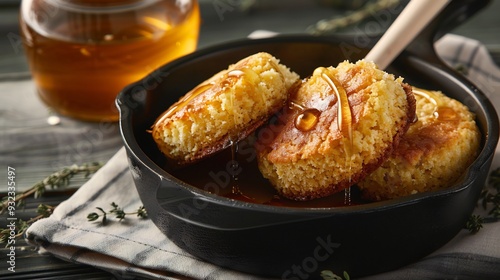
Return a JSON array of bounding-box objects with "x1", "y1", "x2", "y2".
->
[{"x1": 20, "y1": 0, "x2": 200, "y2": 122}]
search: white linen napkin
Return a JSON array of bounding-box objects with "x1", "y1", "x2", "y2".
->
[{"x1": 26, "y1": 34, "x2": 500, "y2": 279}]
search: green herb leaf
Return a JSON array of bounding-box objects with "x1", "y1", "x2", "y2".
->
[
  {"x1": 0, "y1": 162, "x2": 104, "y2": 246},
  {"x1": 87, "y1": 202, "x2": 147, "y2": 225},
  {"x1": 87, "y1": 212, "x2": 99, "y2": 222},
  {"x1": 466, "y1": 167, "x2": 500, "y2": 233},
  {"x1": 465, "y1": 214, "x2": 483, "y2": 234}
]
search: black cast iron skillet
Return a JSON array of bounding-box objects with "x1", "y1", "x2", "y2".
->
[{"x1": 117, "y1": 0, "x2": 498, "y2": 277}]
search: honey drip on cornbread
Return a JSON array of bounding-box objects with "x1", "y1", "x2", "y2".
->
[
  {"x1": 222, "y1": 68, "x2": 259, "y2": 88},
  {"x1": 319, "y1": 69, "x2": 353, "y2": 141},
  {"x1": 412, "y1": 87, "x2": 459, "y2": 121},
  {"x1": 153, "y1": 67, "x2": 258, "y2": 129},
  {"x1": 289, "y1": 100, "x2": 321, "y2": 132},
  {"x1": 295, "y1": 109, "x2": 321, "y2": 131},
  {"x1": 225, "y1": 67, "x2": 261, "y2": 194},
  {"x1": 153, "y1": 82, "x2": 214, "y2": 126},
  {"x1": 228, "y1": 140, "x2": 241, "y2": 195},
  {"x1": 320, "y1": 68, "x2": 354, "y2": 205},
  {"x1": 226, "y1": 69, "x2": 243, "y2": 195}
]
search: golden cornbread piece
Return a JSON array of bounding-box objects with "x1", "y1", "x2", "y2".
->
[
  {"x1": 358, "y1": 88, "x2": 481, "y2": 201},
  {"x1": 151, "y1": 52, "x2": 299, "y2": 165},
  {"x1": 256, "y1": 60, "x2": 416, "y2": 201}
]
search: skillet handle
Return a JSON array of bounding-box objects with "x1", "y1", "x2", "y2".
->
[{"x1": 404, "y1": 0, "x2": 491, "y2": 64}]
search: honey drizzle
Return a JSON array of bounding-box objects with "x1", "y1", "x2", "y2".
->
[
  {"x1": 227, "y1": 70, "x2": 240, "y2": 194},
  {"x1": 412, "y1": 87, "x2": 458, "y2": 121},
  {"x1": 153, "y1": 67, "x2": 258, "y2": 130},
  {"x1": 222, "y1": 68, "x2": 246, "y2": 88},
  {"x1": 319, "y1": 68, "x2": 354, "y2": 205},
  {"x1": 319, "y1": 70, "x2": 353, "y2": 141},
  {"x1": 295, "y1": 108, "x2": 321, "y2": 132},
  {"x1": 412, "y1": 87, "x2": 440, "y2": 117},
  {"x1": 225, "y1": 67, "x2": 262, "y2": 194},
  {"x1": 289, "y1": 100, "x2": 306, "y2": 111},
  {"x1": 153, "y1": 82, "x2": 214, "y2": 127},
  {"x1": 289, "y1": 98, "x2": 323, "y2": 132},
  {"x1": 344, "y1": 186, "x2": 352, "y2": 206},
  {"x1": 225, "y1": 68, "x2": 255, "y2": 194},
  {"x1": 229, "y1": 140, "x2": 241, "y2": 194}
]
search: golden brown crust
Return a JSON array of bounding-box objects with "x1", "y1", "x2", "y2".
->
[
  {"x1": 256, "y1": 60, "x2": 416, "y2": 201},
  {"x1": 339, "y1": 83, "x2": 416, "y2": 191},
  {"x1": 358, "y1": 88, "x2": 481, "y2": 201},
  {"x1": 151, "y1": 52, "x2": 299, "y2": 166}
]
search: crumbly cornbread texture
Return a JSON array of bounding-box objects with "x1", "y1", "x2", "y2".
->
[
  {"x1": 256, "y1": 60, "x2": 416, "y2": 200},
  {"x1": 358, "y1": 88, "x2": 481, "y2": 201},
  {"x1": 151, "y1": 52, "x2": 299, "y2": 165}
]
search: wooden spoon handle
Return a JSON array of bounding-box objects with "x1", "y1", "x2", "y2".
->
[{"x1": 365, "y1": 0, "x2": 451, "y2": 70}]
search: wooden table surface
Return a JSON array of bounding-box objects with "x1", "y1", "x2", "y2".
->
[{"x1": 1, "y1": 0, "x2": 499, "y2": 279}]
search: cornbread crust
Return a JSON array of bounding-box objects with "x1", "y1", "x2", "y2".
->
[
  {"x1": 358, "y1": 88, "x2": 481, "y2": 201},
  {"x1": 256, "y1": 60, "x2": 416, "y2": 201},
  {"x1": 151, "y1": 52, "x2": 299, "y2": 165}
]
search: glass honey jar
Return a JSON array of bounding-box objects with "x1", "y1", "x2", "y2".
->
[{"x1": 20, "y1": 0, "x2": 200, "y2": 122}]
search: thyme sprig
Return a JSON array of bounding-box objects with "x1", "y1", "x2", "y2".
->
[
  {"x1": 482, "y1": 168, "x2": 500, "y2": 217},
  {"x1": 465, "y1": 214, "x2": 484, "y2": 234},
  {"x1": 0, "y1": 204, "x2": 54, "y2": 246},
  {"x1": 0, "y1": 162, "x2": 103, "y2": 213},
  {"x1": 465, "y1": 167, "x2": 500, "y2": 233},
  {"x1": 87, "y1": 202, "x2": 147, "y2": 225},
  {"x1": 307, "y1": 0, "x2": 401, "y2": 35},
  {"x1": 0, "y1": 163, "x2": 102, "y2": 246}
]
